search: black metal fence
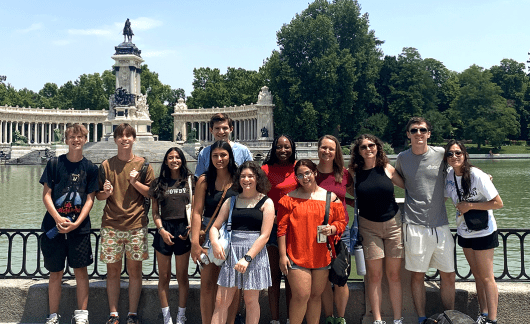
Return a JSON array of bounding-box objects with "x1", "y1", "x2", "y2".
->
[{"x1": 1, "y1": 228, "x2": 528, "y2": 281}]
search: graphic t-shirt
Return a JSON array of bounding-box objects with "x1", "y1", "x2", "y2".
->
[
  {"x1": 39, "y1": 154, "x2": 99, "y2": 235},
  {"x1": 149, "y1": 176, "x2": 196, "y2": 221}
]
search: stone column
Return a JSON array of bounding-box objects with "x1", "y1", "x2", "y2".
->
[
  {"x1": 0, "y1": 121, "x2": 3, "y2": 144},
  {"x1": 93, "y1": 123, "x2": 98, "y2": 142},
  {"x1": 21, "y1": 122, "x2": 25, "y2": 137},
  {"x1": 27, "y1": 122, "x2": 32, "y2": 144},
  {"x1": 48, "y1": 123, "x2": 52, "y2": 143},
  {"x1": 41, "y1": 122, "x2": 45, "y2": 144}
]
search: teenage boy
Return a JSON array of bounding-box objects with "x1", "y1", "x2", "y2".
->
[
  {"x1": 395, "y1": 117, "x2": 455, "y2": 324},
  {"x1": 96, "y1": 123, "x2": 154, "y2": 324},
  {"x1": 40, "y1": 123, "x2": 99, "y2": 324},
  {"x1": 194, "y1": 113, "x2": 253, "y2": 177}
]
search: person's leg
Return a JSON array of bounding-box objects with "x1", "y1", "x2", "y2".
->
[
  {"x1": 439, "y1": 271, "x2": 455, "y2": 311},
  {"x1": 74, "y1": 267, "x2": 89, "y2": 310},
  {"x1": 469, "y1": 248, "x2": 498, "y2": 320},
  {"x1": 126, "y1": 259, "x2": 143, "y2": 314},
  {"x1": 227, "y1": 288, "x2": 241, "y2": 324},
  {"x1": 244, "y1": 290, "x2": 261, "y2": 324},
  {"x1": 48, "y1": 270, "x2": 64, "y2": 314},
  {"x1": 385, "y1": 258, "x2": 402, "y2": 321},
  {"x1": 366, "y1": 258, "x2": 384, "y2": 320},
  {"x1": 321, "y1": 282, "x2": 334, "y2": 318},
  {"x1": 175, "y1": 252, "x2": 191, "y2": 309},
  {"x1": 106, "y1": 261, "x2": 123, "y2": 313},
  {"x1": 462, "y1": 248, "x2": 487, "y2": 314},
  {"x1": 410, "y1": 271, "x2": 426, "y2": 318},
  {"x1": 306, "y1": 269, "x2": 329, "y2": 324},
  {"x1": 287, "y1": 268, "x2": 312, "y2": 324},
  {"x1": 211, "y1": 286, "x2": 238, "y2": 324},
  {"x1": 200, "y1": 263, "x2": 221, "y2": 324},
  {"x1": 334, "y1": 284, "x2": 349, "y2": 318},
  {"x1": 156, "y1": 251, "x2": 172, "y2": 308},
  {"x1": 285, "y1": 278, "x2": 292, "y2": 319},
  {"x1": 267, "y1": 245, "x2": 281, "y2": 321}
]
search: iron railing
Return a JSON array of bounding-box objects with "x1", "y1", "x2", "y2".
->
[{"x1": 1, "y1": 228, "x2": 528, "y2": 281}]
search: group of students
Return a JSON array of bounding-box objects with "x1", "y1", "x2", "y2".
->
[{"x1": 40, "y1": 114, "x2": 502, "y2": 324}]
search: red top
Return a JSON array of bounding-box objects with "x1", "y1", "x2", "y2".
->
[
  {"x1": 261, "y1": 163, "x2": 298, "y2": 211},
  {"x1": 277, "y1": 195, "x2": 346, "y2": 268},
  {"x1": 316, "y1": 168, "x2": 353, "y2": 223}
]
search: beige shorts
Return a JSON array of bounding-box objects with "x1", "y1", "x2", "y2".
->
[
  {"x1": 359, "y1": 210, "x2": 404, "y2": 260},
  {"x1": 99, "y1": 227, "x2": 149, "y2": 263},
  {"x1": 403, "y1": 223, "x2": 455, "y2": 273}
]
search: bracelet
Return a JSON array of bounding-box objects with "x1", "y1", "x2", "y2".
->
[{"x1": 157, "y1": 227, "x2": 164, "y2": 233}]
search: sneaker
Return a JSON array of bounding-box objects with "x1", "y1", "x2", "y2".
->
[
  {"x1": 286, "y1": 320, "x2": 290, "y2": 324},
  {"x1": 373, "y1": 321, "x2": 386, "y2": 324},
  {"x1": 325, "y1": 317, "x2": 335, "y2": 324},
  {"x1": 176, "y1": 314, "x2": 187, "y2": 324},
  {"x1": 106, "y1": 315, "x2": 119, "y2": 324},
  {"x1": 335, "y1": 318, "x2": 346, "y2": 324},
  {"x1": 72, "y1": 310, "x2": 89, "y2": 324},
  {"x1": 46, "y1": 315, "x2": 60, "y2": 324},
  {"x1": 270, "y1": 321, "x2": 280, "y2": 324},
  {"x1": 126, "y1": 314, "x2": 140, "y2": 324},
  {"x1": 484, "y1": 320, "x2": 497, "y2": 324},
  {"x1": 393, "y1": 318, "x2": 404, "y2": 324},
  {"x1": 476, "y1": 314, "x2": 488, "y2": 324}
]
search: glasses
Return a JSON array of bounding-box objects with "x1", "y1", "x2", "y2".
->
[
  {"x1": 296, "y1": 171, "x2": 313, "y2": 180},
  {"x1": 446, "y1": 151, "x2": 463, "y2": 158},
  {"x1": 360, "y1": 143, "x2": 376, "y2": 151},
  {"x1": 409, "y1": 128, "x2": 428, "y2": 134}
]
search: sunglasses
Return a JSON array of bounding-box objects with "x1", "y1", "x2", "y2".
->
[
  {"x1": 409, "y1": 128, "x2": 428, "y2": 134},
  {"x1": 360, "y1": 143, "x2": 376, "y2": 151},
  {"x1": 446, "y1": 151, "x2": 463, "y2": 158},
  {"x1": 296, "y1": 171, "x2": 313, "y2": 180}
]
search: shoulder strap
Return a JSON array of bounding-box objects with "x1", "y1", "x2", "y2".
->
[
  {"x1": 188, "y1": 175, "x2": 193, "y2": 201},
  {"x1": 254, "y1": 195, "x2": 268, "y2": 210},
  {"x1": 227, "y1": 196, "x2": 236, "y2": 232},
  {"x1": 204, "y1": 184, "x2": 231, "y2": 233},
  {"x1": 323, "y1": 191, "x2": 332, "y2": 225},
  {"x1": 139, "y1": 157, "x2": 149, "y2": 184},
  {"x1": 453, "y1": 172, "x2": 462, "y2": 202},
  {"x1": 49, "y1": 157, "x2": 59, "y2": 189}
]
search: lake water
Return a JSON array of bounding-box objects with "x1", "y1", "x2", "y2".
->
[{"x1": 1, "y1": 159, "x2": 529, "y2": 278}]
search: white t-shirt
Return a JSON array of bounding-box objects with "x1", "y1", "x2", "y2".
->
[{"x1": 445, "y1": 167, "x2": 498, "y2": 238}]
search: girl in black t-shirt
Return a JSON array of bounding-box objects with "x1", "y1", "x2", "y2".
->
[{"x1": 149, "y1": 147, "x2": 194, "y2": 324}]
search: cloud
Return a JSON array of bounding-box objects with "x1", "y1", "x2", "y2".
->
[
  {"x1": 142, "y1": 50, "x2": 175, "y2": 58},
  {"x1": 68, "y1": 29, "x2": 111, "y2": 36},
  {"x1": 114, "y1": 17, "x2": 163, "y2": 31},
  {"x1": 52, "y1": 40, "x2": 70, "y2": 46},
  {"x1": 16, "y1": 23, "x2": 43, "y2": 33}
]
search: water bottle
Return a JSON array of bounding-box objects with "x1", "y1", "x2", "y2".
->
[
  {"x1": 46, "y1": 216, "x2": 72, "y2": 239},
  {"x1": 353, "y1": 244, "x2": 366, "y2": 276}
]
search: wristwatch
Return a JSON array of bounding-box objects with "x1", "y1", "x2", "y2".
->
[{"x1": 244, "y1": 254, "x2": 252, "y2": 263}]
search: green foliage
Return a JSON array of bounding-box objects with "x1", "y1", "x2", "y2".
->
[
  {"x1": 382, "y1": 142, "x2": 394, "y2": 155},
  {"x1": 11, "y1": 130, "x2": 28, "y2": 146},
  {"x1": 342, "y1": 146, "x2": 350, "y2": 155}
]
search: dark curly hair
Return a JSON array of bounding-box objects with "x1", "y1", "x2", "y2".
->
[
  {"x1": 294, "y1": 159, "x2": 317, "y2": 187},
  {"x1": 232, "y1": 161, "x2": 271, "y2": 194},
  {"x1": 349, "y1": 134, "x2": 389, "y2": 173},
  {"x1": 205, "y1": 140, "x2": 238, "y2": 196},
  {"x1": 149, "y1": 147, "x2": 192, "y2": 200},
  {"x1": 263, "y1": 134, "x2": 296, "y2": 166},
  {"x1": 443, "y1": 140, "x2": 473, "y2": 199}
]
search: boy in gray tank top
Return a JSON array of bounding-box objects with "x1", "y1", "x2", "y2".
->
[{"x1": 395, "y1": 117, "x2": 455, "y2": 324}]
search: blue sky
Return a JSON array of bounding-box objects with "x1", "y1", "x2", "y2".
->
[{"x1": 2, "y1": 0, "x2": 530, "y2": 99}]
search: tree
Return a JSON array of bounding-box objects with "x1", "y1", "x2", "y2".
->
[
  {"x1": 72, "y1": 73, "x2": 108, "y2": 110},
  {"x1": 455, "y1": 65, "x2": 519, "y2": 148}
]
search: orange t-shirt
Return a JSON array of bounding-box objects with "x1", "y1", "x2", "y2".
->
[
  {"x1": 277, "y1": 195, "x2": 346, "y2": 268},
  {"x1": 99, "y1": 155, "x2": 154, "y2": 230}
]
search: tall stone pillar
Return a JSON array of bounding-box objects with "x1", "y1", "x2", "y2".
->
[
  {"x1": 0, "y1": 121, "x2": 3, "y2": 144},
  {"x1": 256, "y1": 86, "x2": 274, "y2": 141},
  {"x1": 93, "y1": 123, "x2": 98, "y2": 142},
  {"x1": 41, "y1": 123, "x2": 45, "y2": 144},
  {"x1": 21, "y1": 122, "x2": 25, "y2": 136}
]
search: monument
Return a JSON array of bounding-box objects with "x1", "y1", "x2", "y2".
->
[{"x1": 102, "y1": 19, "x2": 154, "y2": 141}]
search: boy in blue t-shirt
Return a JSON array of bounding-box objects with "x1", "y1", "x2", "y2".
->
[{"x1": 39, "y1": 124, "x2": 99, "y2": 324}]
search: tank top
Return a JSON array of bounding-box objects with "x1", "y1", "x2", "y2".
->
[
  {"x1": 355, "y1": 166, "x2": 399, "y2": 222},
  {"x1": 232, "y1": 196, "x2": 269, "y2": 231},
  {"x1": 204, "y1": 187, "x2": 238, "y2": 219}
]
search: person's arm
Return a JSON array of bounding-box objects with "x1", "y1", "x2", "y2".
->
[
  {"x1": 345, "y1": 168, "x2": 355, "y2": 207},
  {"x1": 385, "y1": 163, "x2": 405, "y2": 189},
  {"x1": 152, "y1": 198, "x2": 175, "y2": 246},
  {"x1": 456, "y1": 195, "x2": 503, "y2": 214},
  {"x1": 190, "y1": 176, "x2": 208, "y2": 263},
  {"x1": 61, "y1": 192, "x2": 96, "y2": 233},
  {"x1": 194, "y1": 149, "x2": 207, "y2": 178},
  {"x1": 277, "y1": 201, "x2": 291, "y2": 275},
  {"x1": 209, "y1": 198, "x2": 232, "y2": 261},
  {"x1": 96, "y1": 163, "x2": 112, "y2": 200},
  {"x1": 234, "y1": 198, "x2": 274, "y2": 274},
  {"x1": 42, "y1": 184, "x2": 71, "y2": 233},
  {"x1": 244, "y1": 147, "x2": 253, "y2": 162},
  {"x1": 129, "y1": 167, "x2": 150, "y2": 197}
]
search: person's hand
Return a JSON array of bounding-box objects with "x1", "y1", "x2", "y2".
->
[
  {"x1": 279, "y1": 255, "x2": 291, "y2": 276},
  {"x1": 103, "y1": 180, "x2": 113, "y2": 196},
  {"x1": 56, "y1": 216, "x2": 72, "y2": 233},
  {"x1": 321, "y1": 224, "x2": 335, "y2": 236},
  {"x1": 59, "y1": 220, "x2": 79, "y2": 233},
  {"x1": 234, "y1": 258, "x2": 249, "y2": 274},
  {"x1": 178, "y1": 225, "x2": 191, "y2": 240},
  {"x1": 191, "y1": 242, "x2": 208, "y2": 263},
  {"x1": 212, "y1": 241, "x2": 226, "y2": 261},
  {"x1": 160, "y1": 228, "x2": 175, "y2": 246},
  {"x1": 456, "y1": 201, "x2": 472, "y2": 214},
  {"x1": 129, "y1": 169, "x2": 139, "y2": 184}
]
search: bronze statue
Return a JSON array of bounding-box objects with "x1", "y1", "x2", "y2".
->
[{"x1": 123, "y1": 18, "x2": 134, "y2": 42}]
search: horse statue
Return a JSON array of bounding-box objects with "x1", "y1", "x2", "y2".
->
[{"x1": 123, "y1": 18, "x2": 134, "y2": 42}]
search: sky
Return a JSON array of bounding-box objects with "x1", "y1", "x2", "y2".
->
[{"x1": 2, "y1": 0, "x2": 530, "y2": 99}]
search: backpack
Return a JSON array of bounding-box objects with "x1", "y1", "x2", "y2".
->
[{"x1": 423, "y1": 310, "x2": 475, "y2": 324}]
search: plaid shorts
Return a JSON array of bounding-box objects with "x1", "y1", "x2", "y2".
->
[{"x1": 99, "y1": 227, "x2": 149, "y2": 263}]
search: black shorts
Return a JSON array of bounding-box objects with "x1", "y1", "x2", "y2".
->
[
  {"x1": 40, "y1": 233, "x2": 93, "y2": 272},
  {"x1": 152, "y1": 218, "x2": 191, "y2": 256},
  {"x1": 458, "y1": 231, "x2": 499, "y2": 251}
]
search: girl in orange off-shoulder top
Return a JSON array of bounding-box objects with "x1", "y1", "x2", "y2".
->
[{"x1": 278, "y1": 159, "x2": 346, "y2": 324}]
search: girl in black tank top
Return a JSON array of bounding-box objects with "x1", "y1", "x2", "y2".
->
[{"x1": 355, "y1": 166, "x2": 399, "y2": 222}]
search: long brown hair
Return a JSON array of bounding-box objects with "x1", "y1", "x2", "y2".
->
[
  {"x1": 443, "y1": 140, "x2": 473, "y2": 199},
  {"x1": 349, "y1": 134, "x2": 388, "y2": 173},
  {"x1": 318, "y1": 135, "x2": 344, "y2": 183}
]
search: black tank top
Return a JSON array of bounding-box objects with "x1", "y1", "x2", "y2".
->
[
  {"x1": 204, "y1": 188, "x2": 237, "y2": 219},
  {"x1": 355, "y1": 166, "x2": 399, "y2": 222},
  {"x1": 232, "y1": 196, "x2": 269, "y2": 231}
]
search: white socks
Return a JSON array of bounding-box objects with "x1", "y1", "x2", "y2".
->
[{"x1": 162, "y1": 307, "x2": 173, "y2": 324}]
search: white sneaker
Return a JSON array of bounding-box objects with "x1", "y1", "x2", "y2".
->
[
  {"x1": 176, "y1": 314, "x2": 186, "y2": 324},
  {"x1": 72, "y1": 310, "x2": 89, "y2": 324},
  {"x1": 476, "y1": 314, "x2": 488, "y2": 324},
  {"x1": 393, "y1": 318, "x2": 404, "y2": 324},
  {"x1": 46, "y1": 315, "x2": 60, "y2": 324},
  {"x1": 373, "y1": 321, "x2": 386, "y2": 324},
  {"x1": 286, "y1": 320, "x2": 290, "y2": 324}
]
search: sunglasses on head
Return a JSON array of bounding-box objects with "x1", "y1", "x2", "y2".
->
[
  {"x1": 360, "y1": 143, "x2": 376, "y2": 150},
  {"x1": 446, "y1": 151, "x2": 463, "y2": 158},
  {"x1": 409, "y1": 127, "x2": 428, "y2": 134}
]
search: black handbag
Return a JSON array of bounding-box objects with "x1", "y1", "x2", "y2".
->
[
  {"x1": 323, "y1": 191, "x2": 351, "y2": 286},
  {"x1": 454, "y1": 173, "x2": 488, "y2": 231}
]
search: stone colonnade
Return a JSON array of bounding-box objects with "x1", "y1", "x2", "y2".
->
[{"x1": 0, "y1": 106, "x2": 107, "y2": 144}]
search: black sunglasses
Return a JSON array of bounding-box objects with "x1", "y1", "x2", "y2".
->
[
  {"x1": 446, "y1": 151, "x2": 463, "y2": 158},
  {"x1": 360, "y1": 143, "x2": 376, "y2": 150},
  {"x1": 409, "y1": 127, "x2": 428, "y2": 134}
]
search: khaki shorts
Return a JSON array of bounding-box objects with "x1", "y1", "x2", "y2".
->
[
  {"x1": 359, "y1": 210, "x2": 404, "y2": 260},
  {"x1": 99, "y1": 227, "x2": 149, "y2": 263},
  {"x1": 403, "y1": 223, "x2": 455, "y2": 273}
]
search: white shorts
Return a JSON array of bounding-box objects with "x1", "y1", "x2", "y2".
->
[{"x1": 403, "y1": 223, "x2": 455, "y2": 273}]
